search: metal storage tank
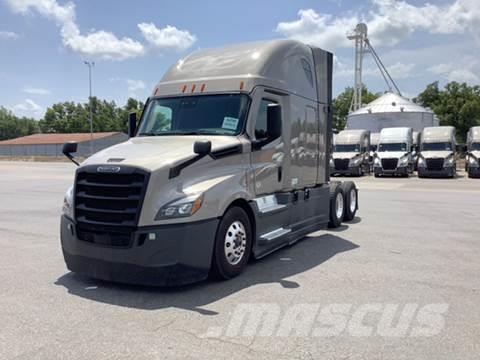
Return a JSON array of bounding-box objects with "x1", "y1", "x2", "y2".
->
[{"x1": 346, "y1": 92, "x2": 439, "y2": 133}]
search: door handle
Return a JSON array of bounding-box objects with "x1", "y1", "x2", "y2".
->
[{"x1": 277, "y1": 166, "x2": 283, "y2": 182}]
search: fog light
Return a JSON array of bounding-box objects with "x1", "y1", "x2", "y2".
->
[{"x1": 148, "y1": 233, "x2": 156, "y2": 241}]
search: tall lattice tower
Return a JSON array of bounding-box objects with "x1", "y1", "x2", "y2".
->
[{"x1": 347, "y1": 23, "x2": 368, "y2": 112}]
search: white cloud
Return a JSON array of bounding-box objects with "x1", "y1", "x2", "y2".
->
[
  {"x1": 277, "y1": 9, "x2": 357, "y2": 51},
  {"x1": 276, "y1": 0, "x2": 480, "y2": 50},
  {"x1": 138, "y1": 23, "x2": 197, "y2": 51},
  {"x1": 384, "y1": 62, "x2": 415, "y2": 80},
  {"x1": 126, "y1": 79, "x2": 146, "y2": 93},
  {"x1": 428, "y1": 62, "x2": 479, "y2": 84},
  {"x1": 5, "y1": 0, "x2": 145, "y2": 60},
  {"x1": 0, "y1": 30, "x2": 18, "y2": 39},
  {"x1": 22, "y1": 87, "x2": 51, "y2": 95},
  {"x1": 11, "y1": 99, "x2": 44, "y2": 118}
]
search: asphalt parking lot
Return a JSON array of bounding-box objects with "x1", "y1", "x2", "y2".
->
[{"x1": 1, "y1": 161, "x2": 479, "y2": 359}]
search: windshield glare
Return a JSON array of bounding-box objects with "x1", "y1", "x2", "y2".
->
[
  {"x1": 422, "y1": 142, "x2": 452, "y2": 151},
  {"x1": 470, "y1": 142, "x2": 480, "y2": 151},
  {"x1": 137, "y1": 94, "x2": 250, "y2": 136},
  {"x1": 334, "y1": 144, "x2": 360, "y2": 152},
  {"x1": 378, "y1": 143, "x2": 407, "y2": 152}
]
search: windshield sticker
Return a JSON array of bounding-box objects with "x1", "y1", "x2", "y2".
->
[{"x1": 222, "y1": 117, "x2": 239, "y2": 130}]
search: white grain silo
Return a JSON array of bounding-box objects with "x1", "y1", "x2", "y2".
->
[{"x1": 346, "y1": 92, "x2": 439, "y2": 133}]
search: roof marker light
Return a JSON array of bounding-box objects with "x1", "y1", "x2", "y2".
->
[
  {"x1": 200, "y1": 84, "x2": 206, "y2": 92},
  {"x1": 240, "y1": 81, "x2": 245, "y2": 90},
  {"x1": 191, "y1": 84, "x2": 196, "y2": 93},
  {"x1": 182, "y1": 85, "x2": 187, "y2": 93}
]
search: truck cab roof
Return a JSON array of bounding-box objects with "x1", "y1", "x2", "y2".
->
[
  {"x1": 335, "y1": 129, "x2": 369, "y2": 145},
  {"x1": 379, "y1": 127, "x2": 412, "y2": 144},
  {"x1": 154, "y1": 39, "x2": 332, "y2": 104},
  {"x1": 422, "y1": 126, "x2": 456, "y2": 143}
]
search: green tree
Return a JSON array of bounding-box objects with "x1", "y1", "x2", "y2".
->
[
  {"x1": 415, "y1": 81, "x2": 480, "y2": 140},
  {"x1": 0, "y1": 107, "x2": 39, "y2": 140},
  {"x1": 333, "y1": 86, "x2": 380, "y2": 130}
]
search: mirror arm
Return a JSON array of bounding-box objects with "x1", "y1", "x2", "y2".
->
[{"x1": 65, "y1": 154, "x2": 80, "y2": 166}]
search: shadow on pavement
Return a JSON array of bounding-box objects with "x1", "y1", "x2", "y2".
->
[{"x1": 55, "y1": 233, "x2": 359, "y2": 315}]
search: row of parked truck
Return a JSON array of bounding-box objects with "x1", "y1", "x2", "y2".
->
[{"x1": 331, "y1": 126, "x2": 480, "y2": 178}]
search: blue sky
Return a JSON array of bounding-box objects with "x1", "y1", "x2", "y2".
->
[{"x1": 0, "y1": 0, "x2": 478, "y2": 119}]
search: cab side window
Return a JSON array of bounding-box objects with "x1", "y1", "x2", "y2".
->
[{"x1": 254, "y1": 99, "x2": 281, "y2": 141}]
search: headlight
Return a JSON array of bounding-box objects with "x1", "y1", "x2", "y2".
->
[
  {"x1": 444, "y1": 155, "x2": 455, "y2": 166},
  {"x1": 62, "y1": 186, "x2": 74, "y2": 219},
  {"x1": 417, "y1": 156, "x2": 426, "y2": 167},
  {"x1": 329, "y1": 158, "x2": 334, "y2": 167},
  {"x1": 398, "y1": 155, "x2": 409, "y2": 166},
  {"x1": 468, "y1": 155, "x2": 479, "y2": 167},
  {"x1": 374, "y1": 157, "x2": 381, "y2": 166},
  {"x1": 155, "y1": 193, "x2": 204, "y2": 220},
  {"x1": 349, "y1": 156, "x2": 363, "y2": 166}
]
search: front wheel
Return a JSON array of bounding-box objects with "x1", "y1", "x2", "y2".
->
[{"x1": 211, "y1": 206, "x2": 252, "y2": 280}]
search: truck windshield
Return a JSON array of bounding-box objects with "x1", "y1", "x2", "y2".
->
[
  {"x1": 422, "y1": 142, "x2": 452, "y2": 151},
  {"x1": 470, "y1": 142, "x2": 480, "y2": 151},
  {"x1": 378, "y1": 143, "x2": 407, "y2": 152},
  {"x1": 137, "y1": 94, "x2": 250, "y2": 136},
  {"x1": 334, "y1": 144, "x2": 360, "y2": 152}
]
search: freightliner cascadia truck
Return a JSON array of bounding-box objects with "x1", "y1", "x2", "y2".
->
[
  {"x1": 374, "y1": 127, "x2": 414, "y2": 177},
  {"x1": 60, "y1": 40, "x2": 359, "y2": 286},
  {"x1": 417, "y1": 126, "x2": 457, "y2": 178},
  {"x1": 466, "y1": 126, "x2": 480, "y2": 178},
  {"x1": 330, "y1": 129, "x2": 370, "y2": 176}
]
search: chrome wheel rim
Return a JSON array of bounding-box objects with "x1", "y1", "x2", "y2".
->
[
  {"x1": 335, "y1": 192, "x2": 344, "y2": 219},
  {"x1": 224, "y1": 221, "x2": 247, "y2": 265},
  {"x1": 349, "y1": 189, "x2": 357, "y2": 213}
]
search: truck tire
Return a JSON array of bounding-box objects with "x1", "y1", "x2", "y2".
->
[
  {"x1": 328, "y1": 184, "x2": 345, "y2": 228},
  {"x1": 211, "y1": 206, "x2": 252, "y2": 280},
  {"x1": 341, "y1": 182, "x2": 358, "y2": 221}
]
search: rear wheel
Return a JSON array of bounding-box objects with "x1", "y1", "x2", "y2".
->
[
  {"x1": 211, "y1": 207, "x2": 252, "y2": 280},
  {"x1": 328, "y1": 184, "x2": 345, "y2": 228},
  {"x1": 341, "y1": 182, "x2": 358, "y2": 221}
]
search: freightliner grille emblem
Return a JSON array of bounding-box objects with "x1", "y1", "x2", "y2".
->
[{"x1": 97, "y1": 166, "x2": 121, "y2": 173}]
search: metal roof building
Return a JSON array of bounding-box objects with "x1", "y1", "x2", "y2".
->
[
  {"x1": 0, "y1": 132, "x2": 128, "y2": 157},
  {"x1": 346, "y1": 92, "x2": 439, "y2": 133}
]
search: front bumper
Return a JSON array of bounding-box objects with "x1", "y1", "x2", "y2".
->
[
  {"x1": 61, "y1": 215, "x2": 219, "y2": 286},
  {"x1": 330, "y1": 165, "x2": 361, "y2": 176},
  {"x1": 418, "y1": 167, "x2": 455, "y2": 178},
  {"x1": 374, "y1": 165, "x2": 408, "y2": 176},
  {"x1": 468, "y1": 166, "x2": 480, "y2": 178}
]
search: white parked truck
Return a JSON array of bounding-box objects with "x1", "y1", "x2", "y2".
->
[
  {"x1": 373, "y1": 127, "x2": 414, "y2": 177},
  {"x1": 466, "y1": 126, "x2": 480, "y2": 178},
  {"x1": 369, "y1": 132, "x2": 380, "y2": 171},
  {"x1": 417, "y1": 126, "x2": 457, "y2": 178},
  {"x1": 60, "y1": 40, "x2": 359, "y2": 286},
  {"x1": 412, "y1": 131, "x2": 421, "y2": 171},
  {"x1": 330, "y1": 129, "x2": 370, "y2": 176}
]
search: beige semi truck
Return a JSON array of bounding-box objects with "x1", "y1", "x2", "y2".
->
[
  {"x1": 330, "y1": 129, "x2": 370, "y2": 176},
  {"x1": 417, "y1": 126, "x2": 457, "y2": 178},
  {"x1": 60, "y1": 40, "x2": 359, "y2": 286},
  {"x1": 466, "y1": 126, "x2": 480, "y2": 178}
]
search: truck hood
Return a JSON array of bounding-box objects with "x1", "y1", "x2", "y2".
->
[
  {"x1": 81, "y1": 135, "x2": 242, "y2": 172},
  {"x1": 376, "y1": 151, "x2": 408, "y2": 159},
  {"x1": 420, "y1": 151, "x2": 453, "y2": 159},
  {"x1": 332, "y1": 152, "x2": 360, "y2": 160}
]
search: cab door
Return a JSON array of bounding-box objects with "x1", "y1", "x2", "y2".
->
[{"x1": 249, "y1": 89, "x2": 286, "y2": 196}]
